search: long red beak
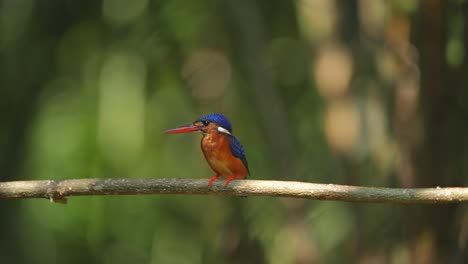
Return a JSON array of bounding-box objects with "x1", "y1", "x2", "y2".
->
[{"x1": 164, "y1": 124, "x2": 200, "y2": 134}]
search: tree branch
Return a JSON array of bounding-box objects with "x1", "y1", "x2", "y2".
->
[{"x1": 0, "y1": 178, "x2": 467, "y2": 204}]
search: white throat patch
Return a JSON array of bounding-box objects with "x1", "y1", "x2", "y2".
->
[{"x1": 217, "y1": 126, "x2": 232, "y2": 135}]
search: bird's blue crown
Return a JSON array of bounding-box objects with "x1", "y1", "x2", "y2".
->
[{"x1": 195, "y1": 113, "x2": 233, "y2": 133}]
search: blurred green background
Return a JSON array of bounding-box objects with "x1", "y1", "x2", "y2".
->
[{"x1": 1, "y1": 0, "x2": 468, "y2": 263}]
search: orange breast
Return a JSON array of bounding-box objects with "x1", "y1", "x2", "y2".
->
[{"x1": 201, "y1": 132, "x2": 248, "y2": 179}]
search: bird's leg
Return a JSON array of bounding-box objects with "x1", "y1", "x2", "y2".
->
[
  {"x1": 208, "y1": 173, "x2": 221, "y2": 187},
  {"x1": 224, "y1": 174, "x2": 238, "y2": 187}
]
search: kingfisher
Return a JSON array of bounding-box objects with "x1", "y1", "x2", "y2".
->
[{"x1": 164, "y1": 113, "x2": 250, "y2": 187}]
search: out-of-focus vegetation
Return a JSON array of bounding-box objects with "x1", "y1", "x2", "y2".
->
[{"x1": 1, "y1": 0, "x2": 467, "y2": 263}]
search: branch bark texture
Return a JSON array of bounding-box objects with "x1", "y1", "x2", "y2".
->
[{"x1": 0, "y1": 178, "x2": 467, "y2": 204}]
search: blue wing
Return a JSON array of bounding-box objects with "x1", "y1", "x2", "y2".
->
[{"x1": 228, "y1": 135, "x2": 250, "y2": 175}]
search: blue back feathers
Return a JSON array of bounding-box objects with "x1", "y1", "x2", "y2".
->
[
  {"x1": 195, "y1": 113, "x2": 232, "y2": 133},
  {"x1": 195, "y1": 113, "x2": 249, "y2": 174},
  {"x1": 228, "y1": 135, "x2": 250, "y2": 175}
]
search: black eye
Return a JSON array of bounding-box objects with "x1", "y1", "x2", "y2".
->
[{"x1": 202, "y1": 120, "x2": 210, "y2": 126}]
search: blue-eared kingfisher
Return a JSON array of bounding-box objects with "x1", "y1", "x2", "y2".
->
[{"x1": 164, "y1": 113, "x2": 250, "y2": 187}]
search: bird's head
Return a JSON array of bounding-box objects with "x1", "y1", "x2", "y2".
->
[{"x1": 164, "y1": 113, "x2": 233, "y2": 136}]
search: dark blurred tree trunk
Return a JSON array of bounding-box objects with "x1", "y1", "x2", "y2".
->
[
  {"x1": 334, "y1": 1, "x2": 365, "y2": 262},
  {"x1": 222, "y1": 0, "x2": 317, "y2": 263},
  {"x1": 0, "y1": 11, "x2": 50, "y2": 264},
  {"x1": 409, "y1": 0, "x2": 463, "y2": 263},
  {"x1": 0, "y1": 1, "x2": 99, "y2": 262},
  {"x1": 225, "y1": 0, "x2": 296, "y2": 181}
]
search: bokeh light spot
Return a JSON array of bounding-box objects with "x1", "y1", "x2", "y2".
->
[
  {"x1": 98, "y1": 51, "x2": 146, "y2": 168},
  {"x1": 314, "y1": 45, "x2": 353, "y2": 99},
  {"x1": 182, "y1": 49, "x2": 231, "y2": 101},
  {"x1": 323, "y1": 100, "x2": 360, "y2": 153}
]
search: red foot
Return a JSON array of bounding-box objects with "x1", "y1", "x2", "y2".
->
[
  {"x1": 224, "y1": 174, "x2": 237, "y2": 187},
  {"x1": 208, "y1": 174, "x2": 220, "y2": 187}
]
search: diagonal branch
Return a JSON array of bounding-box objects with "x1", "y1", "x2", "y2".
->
[{"x1": 0, "y1": 178, "x2": 467, "y2": 204}]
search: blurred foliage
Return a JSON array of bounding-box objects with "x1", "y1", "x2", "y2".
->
[{"x1": 1, "y1": 0, "x2": 468, "y2": 263}]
